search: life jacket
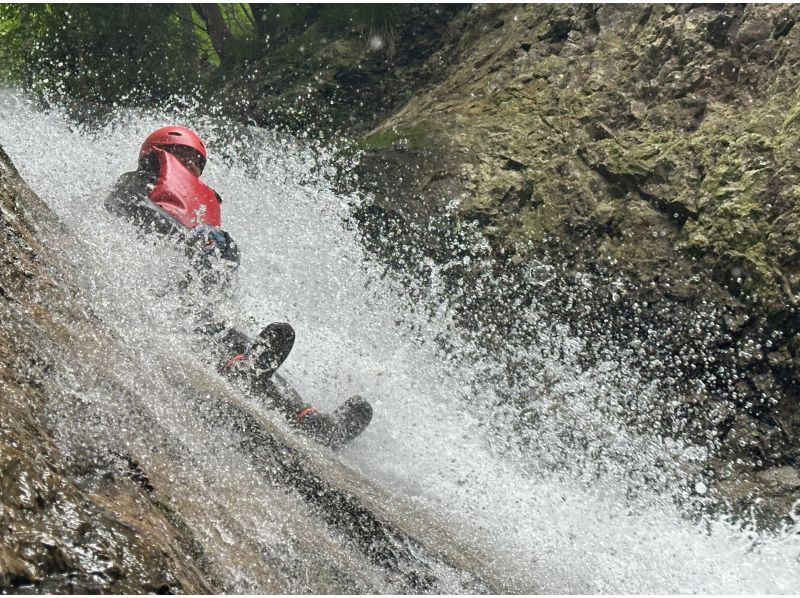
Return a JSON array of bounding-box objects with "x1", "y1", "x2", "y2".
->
[{"x1": 148, "y1": 148, "x2": 221, "y2": 229}]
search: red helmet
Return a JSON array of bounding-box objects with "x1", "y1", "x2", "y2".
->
[{"x1": 139, "y1": 126, "x2": 207, "y2": 172}]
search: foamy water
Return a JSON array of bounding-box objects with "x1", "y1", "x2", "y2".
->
[{"x1": 1, "y1": 89, "x2": 798, "y2": 593}]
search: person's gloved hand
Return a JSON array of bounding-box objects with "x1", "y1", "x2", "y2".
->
[{"x1": 188, "y1": 224, "x2": 241, "y2": 270}]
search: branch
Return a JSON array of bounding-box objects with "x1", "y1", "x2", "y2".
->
[
  {"x1": 241, "y1": 3, "x2": 255, "y2": 27},
  {"x1": 172, "y1": 8, "x2": 208, "y2": 34}
]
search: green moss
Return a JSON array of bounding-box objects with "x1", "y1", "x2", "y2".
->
[
  {"x1": 513, "y1": 207, "x2": 555, "y2": 244},
  {"x1": 352, "y1": 3, "x2": 800, "y2": 319},
  {"x1": 360, "y1": 129, "x2": 403, "y2": 150},
  {"x1": 586, "y1": 131, "x2": 688, "y2": 185},
  {"x1": 359, "y1": 122, "x2": 437, "y2": 151},
  {"x1": 529, "y1": 54, "x2": 569, "y2": 80},
  {"x1": 781, "y1": 89, "x2": 800, "y2": 132}
]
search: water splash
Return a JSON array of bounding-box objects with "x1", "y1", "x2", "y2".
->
[{"x1": 1, "y1": 89, "x2": 798, "y2": 592}]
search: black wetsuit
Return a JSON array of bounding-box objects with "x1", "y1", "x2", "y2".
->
[
  {"x1": 106, "y1": 169, "x2": 184, "y2": 237},
  {"x1": 104, "y1": 165, "x2": 331, "y2": 435}
]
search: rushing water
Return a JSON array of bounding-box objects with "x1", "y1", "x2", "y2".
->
[{"x1": 1, "y1": 89, "x2": 798, "y2": 593}]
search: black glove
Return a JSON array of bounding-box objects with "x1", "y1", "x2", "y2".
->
[{"x1": 187, "y1": 224, "x2": 241, "y2": 271}]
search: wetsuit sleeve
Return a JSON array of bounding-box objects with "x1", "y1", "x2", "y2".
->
[{"x1": 104, "y1": 171, "x2": 186, "y2": 238}]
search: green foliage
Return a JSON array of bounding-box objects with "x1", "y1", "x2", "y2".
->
[
  {"x1": 250, "y1": 4, "x2": 313, "y2": 46},
  {"x1": 220, "y1": 3, "x2": 255, "y2": 39},
  {"x1": 249, "y1": 4, "x2": 417, "y2": 55},
  {"x1": 0, "y1": 3, "x2": 424, "y2": 106},
  {"x1": 216, "y1": 4, "x2": 262, "y2": 65},
  {"x1": 0, "y1": 4, "x2": 218, "y2": 104}
]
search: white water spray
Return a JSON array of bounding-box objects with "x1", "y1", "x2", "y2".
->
[{"x1": 1, "y1": 89, "x2": 798, "y2": 592}]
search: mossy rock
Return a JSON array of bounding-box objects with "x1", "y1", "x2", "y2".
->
[{"x1": 360, "y1": 121, "x2": 439, "y2": 151}]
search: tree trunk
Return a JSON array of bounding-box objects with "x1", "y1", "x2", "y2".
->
[
  {"x1": 248, "y1": 4, "x2": 272, "y2": 41},
  {"x1": 193, "y1": 4, "x2": 233, "y2": 63}
]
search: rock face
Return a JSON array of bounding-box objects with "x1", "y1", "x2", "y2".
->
[
  {"x1": 0, "y1": 146, "x2": 214, "y2": 592},
  {"x1": 270, "y1": 4, "x2": 800, "y2": 521}
]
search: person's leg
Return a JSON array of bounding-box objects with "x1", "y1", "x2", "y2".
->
[
  {"x1": 250, "y1": 373, "x2": 372, "y2": 448},
  {"x1": 214, "y1": 323, "x2": 372, "y2": 447},
  {"x1": 218, "y1": 322, "x2": 295, "y2": 376}
]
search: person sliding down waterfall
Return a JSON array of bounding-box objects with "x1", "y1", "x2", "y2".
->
[{"x1": 104, "y1": 125, "x2": 371, "y2": 447}]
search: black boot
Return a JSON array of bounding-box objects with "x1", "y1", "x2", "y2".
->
[
  {"x1": 220, "y1": 322, "x2": 295, "y2": 379},
  {"x1": 293, "y1": 396, "x2": 373, "y2": 448},
  {"x1": 251, "y1": 322, "x2": 295, "y2": 376}
]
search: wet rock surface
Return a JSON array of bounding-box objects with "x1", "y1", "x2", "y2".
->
[{"x1": 0, "y1": 146, "x2": 215, "y2": 593}]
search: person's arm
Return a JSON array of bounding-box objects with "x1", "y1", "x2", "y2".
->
[
  {"x1": 105, "y1": 171, "x2": 240, "y2": 271},
  {"x1": 104, "y1": 171, "x2": 186, "y2": 238}
]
